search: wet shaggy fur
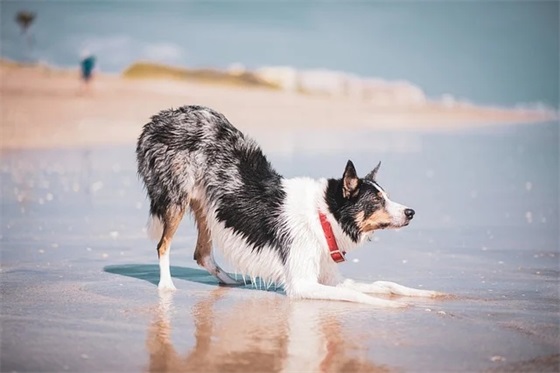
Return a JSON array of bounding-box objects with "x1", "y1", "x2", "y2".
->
[
  {"x1": 136, "y1": 105, "x2": 442, "y2": 306},
  {"x1": 137, "y1": 105, "x2": 291, "y2": 262}
]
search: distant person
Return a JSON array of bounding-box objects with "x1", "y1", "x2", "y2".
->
[{"x1": 79, "y1": 50, "x2": 96, "y2": 94}]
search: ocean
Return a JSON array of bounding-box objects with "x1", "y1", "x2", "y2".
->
[{"x1": 1, "y1": 0, "x2": 558, "y2": 109}]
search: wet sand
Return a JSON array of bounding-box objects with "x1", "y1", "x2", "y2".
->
[
  {"x1": 1, "y1": 62, "x2": 559, "y2": 371},
  {"x1": 1, "y1": 122, "x2": 559, "y2": 372}
]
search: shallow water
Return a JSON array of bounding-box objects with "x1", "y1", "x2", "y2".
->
[{"x1": 1, "y1": 123, "x2": 558, "y2": 372}]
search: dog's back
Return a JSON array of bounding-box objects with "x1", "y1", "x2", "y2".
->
[{"x1": 137, "y1": 105, "x2": 242, "y2": 218}]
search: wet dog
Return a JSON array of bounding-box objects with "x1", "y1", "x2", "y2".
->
[{"x1": 136, "y1": 105, "x2": 441, "y2": 307}]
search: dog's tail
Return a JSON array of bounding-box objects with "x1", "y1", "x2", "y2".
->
[{"x1": 146, "y1": 214, "x2": 164, "y2": 242}]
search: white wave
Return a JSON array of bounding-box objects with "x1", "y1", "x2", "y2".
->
[
  {"x1": 513, "y1": 101, "x2": 559, "y2": 116},
  {"x1": 254, "y1": 65, "x2": 558, "y2": 117},
  {"x1": 254, "y1": 65, "x2": 427, "y2": 106},
  {"x1": 436, "y1": 93, "x2": 558, "y2": 118}
]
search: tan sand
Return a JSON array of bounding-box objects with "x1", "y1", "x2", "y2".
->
[{"x1": 0, "y1": 61, "x2": 556, "y2": 150}]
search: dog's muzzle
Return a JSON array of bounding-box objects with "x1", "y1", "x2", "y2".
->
[{"x1": 385, "y1": 199, "x2": 415, "y2": 228}]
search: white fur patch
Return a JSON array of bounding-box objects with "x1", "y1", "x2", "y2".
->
[
  {"x1": 384, "y1": 197, "x2": 408, "y2": 226},
  {"x1": 203, "y1": 199, "x2": 286, "y2": 287},
  {"x1": 280, "y1": 178, "x2": 346, "y2": 295}
]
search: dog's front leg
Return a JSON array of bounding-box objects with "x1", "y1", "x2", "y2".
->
[
  {"x1": 287, "y1": 281, "x2": 408, "y2": 307},
  {"x1": 339, "y1": 279, "x2": 444, "y2": 298},
  {"x1": 285, "y1": 242, "x2": 406, "y2": 307}
]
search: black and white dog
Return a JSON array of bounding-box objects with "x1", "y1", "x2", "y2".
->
[{"x1": 137, "y1": 105, "x2": 442, "y2": 307}]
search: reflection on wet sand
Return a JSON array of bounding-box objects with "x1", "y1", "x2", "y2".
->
[{"x1": 147, "y1": 289, "x2": 390, "y2": 372}]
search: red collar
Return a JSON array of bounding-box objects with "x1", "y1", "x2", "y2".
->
[{"x1": 318, "y1": 212, "x2": 346, "y2": 263}]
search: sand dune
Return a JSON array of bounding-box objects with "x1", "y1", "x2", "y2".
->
[{"x1": 0, "y1": 60, "x2": 556, "y2": 150}]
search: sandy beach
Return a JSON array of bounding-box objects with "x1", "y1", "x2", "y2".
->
[
  {"x1": 1, "y1": 60, "x2": 559, "y2": 372},
  {"x1": 1, "y1": 61, "x2": 556, "y2": 151}
]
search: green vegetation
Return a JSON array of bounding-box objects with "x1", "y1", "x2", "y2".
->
[
  {"x1": 122, "y1": 62, "x2": 280, "y2": 90},
  {"x1": 0, "y1": 58, "x2": 28, "y2": 68}
]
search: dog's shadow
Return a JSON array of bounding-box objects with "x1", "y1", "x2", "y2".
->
[
  {"x1": 103, "y1": 264, "x2": 221, "y2": 286},
  {"x1": 103, "y1": 264, "x2": 281, "y2": 292}
]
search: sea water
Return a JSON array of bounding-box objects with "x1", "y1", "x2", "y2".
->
[{"x1": 1, "y1": 1, "x2": 558, "y2": 108}]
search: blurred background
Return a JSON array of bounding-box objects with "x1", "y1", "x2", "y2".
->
[
  {"x1": 1, "y1": 1, "x2": 558, "y2": 107},
  {"x1": 1, "y1": 1, "x2": 559, "y2": 372}
]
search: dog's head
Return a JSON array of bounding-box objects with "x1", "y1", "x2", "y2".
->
[{"x1": 327, "y1": 160, "x2": 415, "y2": 240}]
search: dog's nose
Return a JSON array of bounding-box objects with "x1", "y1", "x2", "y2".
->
[{"x1": 405, "y1": 208, "x2": 415, "y2": 220}]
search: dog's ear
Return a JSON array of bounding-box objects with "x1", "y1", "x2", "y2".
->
[
  {"x1": 342, "y1": 160, "x2": 359, "y2": 199},
  {"x1": 365, "y1": 161, "x2": 381, "y2": 181}
]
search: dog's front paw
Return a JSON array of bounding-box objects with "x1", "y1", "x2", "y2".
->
[
  {"x1": 406, "y1": 289, "x2": 446, "y2": 298},
  {"x1": 431, "y1": 291, "x2": 456, "y2": 299},
  {"x1": 418, "y1": 290, "x2": 456, "y2": 299},
  {"x1": 421, "y1": 290, "x2": 443, "y2": 298},
  {"x1": 158, "y1": 281, "x2": 177, "y2": 291},
  {"x1": 367, "y1": 297, "x2": 410, "y2": 308}
]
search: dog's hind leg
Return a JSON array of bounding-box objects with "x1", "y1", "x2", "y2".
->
[
  {"x1": 191, "y1": 199, "x2": 241, "y2": 286},
  {"x1": 156, "y1": 206, "x2": 186, "y2": 291}
]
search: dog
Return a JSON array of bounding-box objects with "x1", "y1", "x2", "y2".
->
[{"x1": 136, "y1": 105, "x2": 442, "y2": 307}]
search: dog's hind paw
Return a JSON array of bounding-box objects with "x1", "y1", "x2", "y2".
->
[
  {"x1": 215, "y1": 271, "x2": 244, "y2": 287},
  {"x1": 158, "y1": 281, "x2": 177, "y2": 291}
]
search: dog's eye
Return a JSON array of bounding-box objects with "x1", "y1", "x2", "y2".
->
[{"x1": 372, "y1": 193, "x2": 386, "y2": 205}]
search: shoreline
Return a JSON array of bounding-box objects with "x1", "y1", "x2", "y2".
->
[{"x1": 1, "y1": 60, "x2": 557, "y2": 151}]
